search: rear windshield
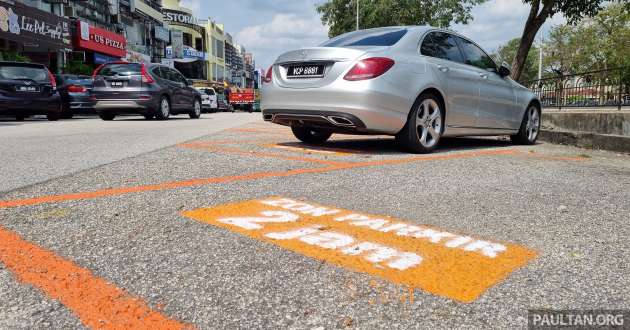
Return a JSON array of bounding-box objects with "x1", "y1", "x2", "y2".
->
[
  {"x1": 200, "y1": 89, "x2": 215, "y2": 95},
  {"x1": 0, "y1": 65, "x2": 48, "y2": 82},
  {"x1": 58, "y1": 75, "x2": 92, "y2": 86},
  {"x1": 321, "y1": 29, "x2": 407, "y2": 47},
  {"x1": 98, "y1": 64, "x2": 141, "y2": 77}
]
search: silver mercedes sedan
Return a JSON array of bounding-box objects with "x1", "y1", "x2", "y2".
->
[{"x1": 261, "y1": 26, "x2": 541, "y2": 153}]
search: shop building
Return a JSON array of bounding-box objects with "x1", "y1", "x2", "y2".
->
[
  {"x1": 119, "y1": 0, "x2": 166, "y2": 63},
  {"x1": 74, "y1": 20, "x2": 126, "y2": 66},
  {"x1": 0, "y1": 0, "x2": 70, "y2": 72},
  {"x1": 162, "y1": 0, "x2": 206, "y2": 80},
  {"x1": 199, "y1": 18, "x2": 225, "y2": 84}
]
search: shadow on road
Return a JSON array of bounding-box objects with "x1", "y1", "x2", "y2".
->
[{"x1": 281, "y1": 136, "x2": 514, "y2": 155}]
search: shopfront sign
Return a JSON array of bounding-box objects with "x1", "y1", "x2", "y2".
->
[
  {"x1": 163, "y1": 9, "x2": 198, "y2": 27},
  {"x1": 0, "y1": 2, "x2": 70, "y2": 50},
  {"x1": 94, "y1": 52, "x2": 120, "y2": 64},
  {"x1": 165, "y1": 46, "x2": 204, "y2": 61},
  {"x1": 75, "y1": 21, "x2": 126, "y2": 58}
]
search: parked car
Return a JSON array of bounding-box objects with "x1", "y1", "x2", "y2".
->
[
  {"x1": 216, "y1": 90, "x2": 233, "y2": 112},
  {"x1": 55, "y1": 74, "x2": 95, "y2": 118},
  {"x1": 195, "y1": 87, "x2": 218, "y2": 112},
  {"x1": 261, "y1": 26, "x2": 542, "y2": 153},
  {"x1": 0, "y1": 61, "x2": 62, "y2": 121},
  {"x1": 91, "y1": 62, "x2": 202, "y2": 121}
]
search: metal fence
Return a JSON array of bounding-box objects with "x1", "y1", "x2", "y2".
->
[{"x1": 525, "y1": 67, "x2": 630, "y2": 110}]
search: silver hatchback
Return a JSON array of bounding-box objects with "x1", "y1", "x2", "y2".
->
[{"x1": 261, "y1": 26, "x2": 541, "y2": 153}]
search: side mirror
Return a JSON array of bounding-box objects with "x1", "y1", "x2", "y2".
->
[{"x1": 498, "y1": 62, "x2": 511, "y2": 78}]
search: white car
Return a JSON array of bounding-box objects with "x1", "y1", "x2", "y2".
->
[
  {"x1": 262, "y1": 26, "x2": 541, "y2": 153},
  {"x1": 195, "y1": 87, "x2": 218, "y2": 112}
]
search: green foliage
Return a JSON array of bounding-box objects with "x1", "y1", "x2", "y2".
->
[
  {"x1": 317, "y1": 0, "x2": 487, "y2": 37},
  {"x1": 523, "y1": 0, "x2": 605, "y2": 24},
  {"x1": 495, "y1": 38, "x2": 539, "y2": 82},
  {"x1": 0, "y1": 51, "x2": 31, "y2": 62},
  {"x1": 544, "y1": 3, "x2": 629, "y2": 75},
  {"x1": 64, "y1": 60, "x2": 94, "y2": 76}
]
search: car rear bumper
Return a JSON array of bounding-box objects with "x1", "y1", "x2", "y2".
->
[
  {"x1": 261, "y1": 81, "x2": 410, "y2": 134},
  {"x1": 0, "y1": 94, "x2": 61, "y2": 114},
  {"x1": 94, "y1": 98, "x2": 158, "y2": 114}
]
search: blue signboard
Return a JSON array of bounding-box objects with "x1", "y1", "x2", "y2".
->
[{"x1": 94, "y1": 52, "x2": 120, "y2": 64}]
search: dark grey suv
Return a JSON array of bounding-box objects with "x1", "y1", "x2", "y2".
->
[{"x1": 92, "y1": 62, "x2": 202, "y2": 121}]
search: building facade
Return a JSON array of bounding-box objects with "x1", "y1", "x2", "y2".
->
[
  {"x1": 162, "y1": 0, "x2": 206, "y2": 80},
  {"x1": 199, "y1": 19, "x2": 225, "y2": 83}
]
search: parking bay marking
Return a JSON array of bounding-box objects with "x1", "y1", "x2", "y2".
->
[
  {"x1": 0, "y1": 225, "x2": 189, "y2": 330},
  {"x1": 182, "y1": 197, "x2": 537, "y2": 303},
  {"x1": 0, "y1": 148, "x2": 517, "y2": 209}
]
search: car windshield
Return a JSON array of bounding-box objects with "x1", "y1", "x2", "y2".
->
[
  {"x1": 321, "y1": 28, "x2": 407, "y2": 47},
  {"x1": 0, "y1": 65, "x2": 48, "y2": 82},
  {"x1": 98, "y1": 64, "x2": 141, "y2": 77}
]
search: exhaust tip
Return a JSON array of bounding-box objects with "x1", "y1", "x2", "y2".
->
[{"x1": 327, "y1": 116, "x2": 355, "y2": 126}]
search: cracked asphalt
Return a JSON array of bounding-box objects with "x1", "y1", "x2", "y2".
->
[{"x1": 1, "y1": 114, "x2": 629, "y2": 329}]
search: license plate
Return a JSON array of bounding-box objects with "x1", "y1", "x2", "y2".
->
[
  {"x1": 16, "y1": 86, "x2": 39, "y2": 92},
  {"x1": 110, "y1": 81, "x2": 124, "y2": 87},
  {"x1": 286, "y1": 64, "x2": 325, "y2": 78}
]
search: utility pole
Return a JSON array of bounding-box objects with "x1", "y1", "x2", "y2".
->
[
  {"x1": 356, "y1": 0, "x2": 359, "y2": 31},
  {"x1": 538, "y1": 35, "x2": 543, "y2": 80}
]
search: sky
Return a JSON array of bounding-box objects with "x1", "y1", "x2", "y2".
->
[{"x1": 180, "y1": 0, "x2": 566, "y2": 69}]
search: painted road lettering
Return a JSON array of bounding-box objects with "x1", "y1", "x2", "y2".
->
[{"x1": 183, "y1": 197, "x2": 537, "y2": 302}]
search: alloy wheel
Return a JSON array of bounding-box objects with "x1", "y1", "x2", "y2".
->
[
  {"x1": 415, "y1": 99, "x2": 442, "y2": 148},
  {"x1": 160, "y1": 98, "x2": 170, "y2": 118},
  {"x1": 526, "y1": 106, "x2": 540, "y2": 142}
]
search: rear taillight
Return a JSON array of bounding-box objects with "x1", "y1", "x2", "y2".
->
[
  {"x1": 141, "y1": 64, "x2": 154, "y2": 84},
  {"x1": 343, "y1": 57, "x2": 395, "y2": 81},
  {"x1": 67, "y1": 85, "x2": 87, "y2": 93},
  {"x1": 92, "y1": 64, "x2": 104, "y2": 79},
  {"x1": 263, "y1": 66, "x2": 273, "y2": 83},
  {"x1": 46, "y1": 68, "x2": 56, "y2": 90}
]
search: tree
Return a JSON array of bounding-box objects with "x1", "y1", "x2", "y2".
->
[
  {"x1": 495, "y1": 38, "x2": 539, "y2": 82},
  {"x1": 317, "y1": 0, "x2": 487, "y2": 38},
  {"x1": 510, "y1": 0, "x2": 605, "y2": 81}
]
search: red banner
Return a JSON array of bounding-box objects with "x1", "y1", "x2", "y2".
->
[{"x1": 75, "y1": 21, "x2": 126, "y2": 57}]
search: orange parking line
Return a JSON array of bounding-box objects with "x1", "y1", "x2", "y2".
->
[
  {"x1": 179, "y1": 143, "x2": 348, "y2": 166},
  {"x1": 0, "y1": 148, "x2": 516, "y2": 209},
  {"x1": 525, "y1": 154, "x2": 589, "y2": 162},
  {"x1": 0, "y1": 226, "x2": 189, "y2": 330}
]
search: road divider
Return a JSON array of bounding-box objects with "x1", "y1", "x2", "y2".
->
[{"x1": 182, "y1": 197, "x2": 537, "y2": 303}]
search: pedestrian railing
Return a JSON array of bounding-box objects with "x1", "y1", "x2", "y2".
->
[{"x1": 525, "y1": 67, "x2": 630, "y2": 110}]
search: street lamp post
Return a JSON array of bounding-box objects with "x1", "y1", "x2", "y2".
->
[{"x1": 356, "y1": 0, "x2": 359, "y2": 31}]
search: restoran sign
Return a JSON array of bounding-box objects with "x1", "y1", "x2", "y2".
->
[
  {"x1": 75, "y1": 21, "x2": 126, "y2": 58},
  {"x1": 163, "y1": 9, "x2": 199, "y2": 27}
]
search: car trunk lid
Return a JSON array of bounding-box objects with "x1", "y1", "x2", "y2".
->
[{"x1": 273, "y1": 46, "x2": 386, "y2": 89}]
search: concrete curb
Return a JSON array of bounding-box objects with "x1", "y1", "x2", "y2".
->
[{"x1": 539, "y1": 129, "x2": 630, "y2": 153}]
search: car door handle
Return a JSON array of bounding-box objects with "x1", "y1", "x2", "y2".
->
[
  {"x1": 437, "y1": 65, "x2": 449, "y2": 73},
  {"x1": 479, "y1": 73, "x2": 488, "y2": 79}
]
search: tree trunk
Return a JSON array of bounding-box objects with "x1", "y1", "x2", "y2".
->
[{"x1": 510, "y1": 0, "x2": 554, "y2": 82}]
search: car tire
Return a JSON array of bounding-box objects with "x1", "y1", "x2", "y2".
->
[
  {"x1": 397, "y1": 92, "x2": 444, "y2": 153},
  {"x1": 47, "y1": 111, "x2": 60, "y2": 121},
  {"x1": 99, "y1": 112, "x2": 115, "y2": 121},
  {"x1": 511, "y1": 104, "x2": 541, "y2": 145},
  {"x1": 190, "y1": 99, "x2": 201, "y2": 119},
  {"x1": 61, "y1": 111, "x2": 74, "y2": 119},
  {"x1": 291, "y1": 126, "x2": 332, "y2": 144},
  {"x1": 155, "y1": 96, "x2": 170, "y2": 120}
]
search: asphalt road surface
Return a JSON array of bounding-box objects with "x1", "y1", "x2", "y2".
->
[
  {"x1": 0, "y1": 113, "x2": 259, "y2": 192},
  {"x1": 0, "y1": 116, "x2": 629, "y2": 329}
]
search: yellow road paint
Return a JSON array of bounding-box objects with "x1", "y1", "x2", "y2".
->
[{"x1": 182, "y1": 197, "x2": 537, "y2": 303}]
